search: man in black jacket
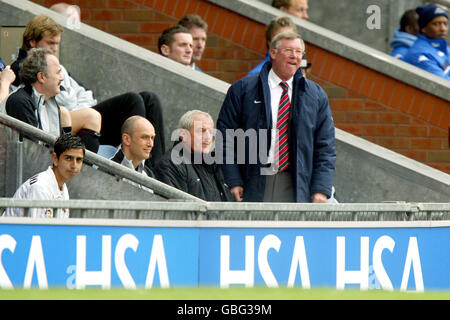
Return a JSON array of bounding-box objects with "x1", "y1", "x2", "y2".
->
[{"x1": 154, "y1": 110, "x2": 234, "y2": 202}]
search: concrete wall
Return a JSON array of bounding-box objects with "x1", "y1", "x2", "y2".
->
[
  {"x1": 0, "y1": 0, "x2": 449, "y2": 203},
  {"x1": 259, "y1": 0, "x2": 450, "y2": 53}
]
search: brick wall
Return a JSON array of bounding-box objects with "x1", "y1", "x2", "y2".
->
[{"x1": 31, "y1": 0, "x2": 450, "y2": 174}]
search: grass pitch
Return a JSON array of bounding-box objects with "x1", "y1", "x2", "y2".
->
[{"x1": 1, "y1": 287, "x2": 449, "y2": 300}]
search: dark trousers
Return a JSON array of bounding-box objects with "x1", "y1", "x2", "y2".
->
[
  {"x1": 263, "y1": 171, "x2": 295, "y2": 202},
  {"x1": 91, "y1": 91, "x2": 165, "y2": 166}
]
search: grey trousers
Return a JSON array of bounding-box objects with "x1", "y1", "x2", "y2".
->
[{"x1": 263, "y1": 171, "x2": 295, "y2": 202}]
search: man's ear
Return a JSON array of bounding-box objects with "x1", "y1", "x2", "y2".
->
[
  {"x1": 269, "y1": 48, "x2": 277, "y2": 60},
  {"x1": 29, "y1": 39, "x2": 37, "y2": 49},
  {"x1": 122, "y1": 133, "x2": 131, "y2": 146},
  {"x1": 51, "y1": 151, "x2": 58, "y2": 167},
  {"x1": 280, "y1": 6, "x2": 289, "y2": 13},
  {"x1": 160, "y1": 44, "x2": 170, "y2": 57},
  {"x1": 37, "y1": 71, "x2": 46, "y2": 84}
]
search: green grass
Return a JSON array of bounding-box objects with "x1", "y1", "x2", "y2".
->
[{"x1": 1, "y1": 287, "x2": 449, "y2": 300}]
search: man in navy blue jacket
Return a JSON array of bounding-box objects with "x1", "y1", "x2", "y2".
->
[
  {"x1": 217, "y1": 31, "x2": 335, "y2": 203},
  {"x1": 403, "y1": 4, "x2": 449, "y2": 80}
]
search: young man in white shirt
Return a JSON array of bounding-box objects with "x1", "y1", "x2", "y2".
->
[{"x1": 3, "y1": 134, "x2": 85, "y2": 218}]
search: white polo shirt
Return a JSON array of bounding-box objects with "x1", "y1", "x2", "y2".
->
[{"x1": 3, "y1": 166, "x2": 70, "y2": 218}]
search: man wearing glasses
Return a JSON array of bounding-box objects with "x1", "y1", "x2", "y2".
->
[{"x1": 217, "y1": 32, "x2": 335, "y2": 203}]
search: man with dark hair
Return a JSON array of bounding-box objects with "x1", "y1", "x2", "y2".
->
[
  {"x1": 158, "y1": 25, "x2": 193, "y2": 66},
  {"x1": 4, "y1": 48, "x2": 102, "y2": 152},
  {"x1": 217, "y1": 32, "x2": 335, "y2": 203},
  {"x1": 272, "y1": 0, "x2": 309, "y2": 19},
  {"x1": 403, "y1": 4, "x2": 449, "y2": 80},
  {"x1": 3, "y1": 134, "x2": 85, "y2": 218},
  {"x1": 390, "y1": 9, "x2": 419, "y2": 59},
  {"x1": 178, "y1": 14, "x2": 208, "y2": 71},
  {"x1": 11, "y1": 15, "x2": 166, "y2": 165}
]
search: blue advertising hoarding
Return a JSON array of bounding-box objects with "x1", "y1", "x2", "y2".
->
[{"x1": 0, "y1": 219, "x2": 449, "y2": 291}]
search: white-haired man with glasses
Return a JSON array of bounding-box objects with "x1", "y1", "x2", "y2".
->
[{"x1": 217, "y1": 31, "x2": 336, "y2": 203}]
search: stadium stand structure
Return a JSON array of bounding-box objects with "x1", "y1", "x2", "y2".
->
[{"x1": 0, "y1": 0, "x2": 449, "y2": 205}]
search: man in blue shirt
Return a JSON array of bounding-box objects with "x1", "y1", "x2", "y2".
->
[
  {"x1": 390, "y1": 9, "x2": 419, "y2": 59},
  {"x1": 403, "y1": 4, "x2": 449, "y2": 80}
]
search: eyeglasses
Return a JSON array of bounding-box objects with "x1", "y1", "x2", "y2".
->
[{"x1": 279, "y1": 48, "x2": 304, "y2": 57}]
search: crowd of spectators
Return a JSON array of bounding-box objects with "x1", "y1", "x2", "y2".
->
[{"x1": 2, "y1": 0, "x2": 448, "y2": 216}]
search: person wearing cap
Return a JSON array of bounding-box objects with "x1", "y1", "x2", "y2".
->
[{"x1": 403, "y1": 4, "x2": 449, "y2": 80}]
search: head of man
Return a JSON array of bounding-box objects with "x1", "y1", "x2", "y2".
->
[
  {"x1": 400, "y1": 9, "x2": 419, "y2": 36},
  {"x1": 179, "y1": 110, "x2": 214, "y2": 154},
  {"x1": 416, "y1": 4, "x2": 448, "y2": 39},
  {"x1": 178, "y1": 14, "x2": 208, "y2": 65},
  {"x1": 121, "y1": 116, "x2": 156, "y2": 168},
  {"x1": 272, "y1": 0, "x2": 309, "y2": 19},
  {"x1": 158, "y1": 25, "x2": 193, "y2": 66},
  {"x1": 270, "y1": 32, "x2": 305, "y2": 81},
  {"x1": 22, "y1": 15, "x2": 63, "y2": 54},
  {"x1": 20, "y1": 48, "x2": 64, "y2": 100},
  {"x1": 52, "y1": 134, "x2": 85, "y2": 188},
  {"x1": 265, "y1": 16, "x2": 297, "y2": 50}
]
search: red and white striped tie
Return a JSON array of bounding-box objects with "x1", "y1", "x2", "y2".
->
[{"x1": 276, "y1": 82, "x2": 290, "y2": 172}]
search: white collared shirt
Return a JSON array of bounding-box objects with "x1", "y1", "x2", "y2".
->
[
  {"x1": 3, "y1": 166, "x2": 69, "y2": 218},
  {"x1": 267, "y1": 69, "x2": 294, "y2": 168}
]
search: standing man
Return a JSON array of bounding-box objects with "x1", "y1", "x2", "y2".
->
[
  {"x1": 403, "y1": 4, "x2": 449, "y2": 80},
  {"x1": 154, "y1": 110, "x2": 234, "y2": 202},
  {"x1": 272, "y1": 0, "x2": 309, "y2": 20},
  {"x1": 5, "y1": 48, "x2": 101, "y2": 152},
  {"x1": 217, "y1": 32, "x2": 335, "y2": 203},
  {"x1": 178, "y1": 14, "x2": 208, "y2": 71},
  {"x1": 158, "y1": 25, "x2": 194, "y2": 66},
  {"x1": 3, "y1": 134, "x2": 85, "y2": 218},
  {"x1": 111, "y1": 115, "x2": 156, "y2": 178}
]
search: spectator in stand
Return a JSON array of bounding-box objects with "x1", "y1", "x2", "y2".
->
[
  {"x1": 111, "y1": 115, "x2": 156, "y2": 179},
  {"x1": 3, "y1": 134, "x2": 85, "y2": 218},
  {"x1": 403, "y1": 4, "x2": 449, "y2": 80},
  {"x1": 11, "y1": 15, "x2": 166, "y2": 166},
  {"x1": 272, "y1": 0, "x2": 309, "y2": 19},
  {"x1": 154, "y1": 110, "x2": 234, "y2": 202},
  {"x1": 5, "y1": 48, "x2": 102, "y2": 152},
  {"x1": 178, "y1": 14, "x2": 208, "y2": 71},
  {"x1": 248, "y1": 16, "x2": 310, "y2": 75},
  {"x1": 390, "y1": 9, "x2": 419, "y2": 59},
  {"x1": 158, "y1": 25, "x2": 194, "y2": 66},
  {"x1": 50, "y1": 2, "x2": 81, "y2": 29},
  {"x1": 0, "y1": 64, "x2": 15, "y2": 103},
  {"x1": 217, "y1": 32, "x2": 335, "y2": 203}
]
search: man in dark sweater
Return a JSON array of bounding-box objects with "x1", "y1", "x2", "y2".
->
[{"x1": 154, "y1": 110, "x2": 234, "y2": 202}]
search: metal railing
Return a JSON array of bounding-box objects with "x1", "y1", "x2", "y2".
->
[{"x1": 1, "y1": 199, "x2": 449, "y2": 221}]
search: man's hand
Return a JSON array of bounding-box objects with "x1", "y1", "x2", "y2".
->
[
  {"x1": 311, "y1": 192, "x2": 327, "y2": 203},
  {"x1": 0, "y1": 66, "x2": 16, "y2": 86},
  {"x1": 230, "y1": 186, "x2": 244, "y2": 202}
]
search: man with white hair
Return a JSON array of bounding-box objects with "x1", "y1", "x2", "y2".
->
[{"x1": 154, "y1": 110, "x2": 234, "y2": 202}]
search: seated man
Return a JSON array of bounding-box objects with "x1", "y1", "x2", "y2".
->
[
  {"x1": 272, "y1": 0, "x2": 309, "y2": 19},
  {"x1": 111, "y1": 115, "x2": 155, "y2": 179},
  {"x1": 158, "y1": 25, "x2": 194, "y2": 66},
  {"x1": 390, "y1": 9, "x2": 419, "y2": 59},
  {"x1": 403, "y1": 4, "x2": 449, "y2": 80},
  {"x1": 5, "y1": 48, "x2": 101, "y2": 152},
  {"x1": 154, "y1": 110, "x2": 234, "y2": 202},
  {"x1": 178, "y1": 14, "x2": 208, "y2": 71},
  {"x1": 11, "y1": 15, "x2": 166, "y2": 165},
  {"x1": 3, "y1": 134, "x2": 85, "y2": 218}
]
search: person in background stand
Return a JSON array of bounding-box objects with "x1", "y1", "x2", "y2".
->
[
  {"x1": 178, "y1": 14, "x2": 208, "y2": 72},
  {"x1": 390, "y1": 9, "x2": 419, "y2": 59}
]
